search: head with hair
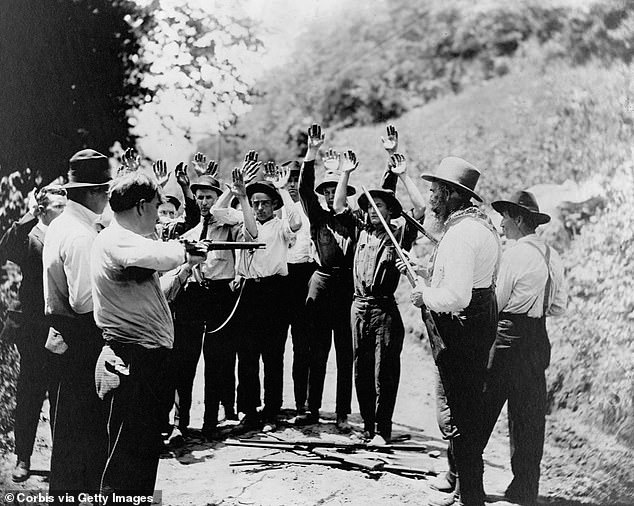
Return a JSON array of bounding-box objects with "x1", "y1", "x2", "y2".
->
[
  {"x1": 109, "y1": 171, "x2": 163, "y2": 235},
  {"x1": 33, "y1": 185, "x2": 67, "y2": 226},
  {"x1": 428, "y1": 180, "x2": 473, "y2": 222}
]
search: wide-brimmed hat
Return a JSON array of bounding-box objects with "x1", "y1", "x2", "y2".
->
[
  {"x1": 190, "y1": 175, "x2": 222, "y2": 196},
  {"x1": 163, "y1": 195, "x2": 181, "y2": 211},
  {"x1": 65, "y1": 149, "x2": 112, "y2": 188},
  {"x1": 246, "y1": 181, "x2": 282, "y2": 210},
  {"x1": 357, "y1": 189, "x2": 403, "y2": 217},
  {"x1": 315, "y1": 171, "x2": 356, "y2": 196},
  {"x1": 492, "y1": 190, "x2": 551, "y2": 225},
  {"x1": 421, "y1": 156, "x2": 482, "y2": 202},
  {"x1": 281, "y1": 160, "x2": 301, "y2": 176}
]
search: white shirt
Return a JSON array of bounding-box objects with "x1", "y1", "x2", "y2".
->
[
  {"x1": 237, "y1": 217, "x2": 295, "y2": 278},
  {"x1": 91, "y1": 218, "x2": 185, "y2": 349},
  {"x1": 283, "y1": 201, "x2": 315, "y2": 264},
  {"x1": 43, "y1": 200, "x2": 101, "y2": 317},
  {"x1": 496, "y1": 234, "x2": 567, "y2": 318},
  {"x1": 421, "y1": 217, "x2": 499, "y2": 313}
]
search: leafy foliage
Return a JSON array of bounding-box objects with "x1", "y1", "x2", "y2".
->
[
  {"x1": 0, "y1": 0, "x2": 147, "y2": 182},
  {"x1": 228, "y1": 0, "x2": 632, "y2": 161}
]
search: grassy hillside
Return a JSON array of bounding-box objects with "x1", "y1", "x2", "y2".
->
[{"x1": 328, "y1": 61, "x2": 634, "y2": 447}]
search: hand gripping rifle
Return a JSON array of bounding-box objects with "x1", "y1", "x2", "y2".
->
[{"x1": 361, "y1": 187, "x2": 446, "y2": 361}]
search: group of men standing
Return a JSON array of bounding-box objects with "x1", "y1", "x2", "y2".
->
[{"x1": 1, "y1": 122, "x2": 565, "y2": 506}]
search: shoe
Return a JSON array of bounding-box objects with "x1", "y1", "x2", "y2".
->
[
  {"x1": 12, "y1": 458, "x2": 30, "y2": 483},
  {"x1": 335, "y1": 414, "x2": 351, "y2": 433},
  {"x1": 202, "y1": 425, "x2": 220, "y2": 441},
  {"x1": 262, "y1": 421, "x2": 277, "y2": 433},
  {"x1": 429, "y1": 474, "x2": 456, "y2": 493},
  {"x1": 294, "y1": 410, "x2": 319, "y2": 426},
  {"x1": 167, "y1": 427, "x2": 185, "y2": 446},
  {"x1": 504, "y1": 486, "x2": 537, "y2": 505},
  {"x1": 428, "y1": 492, "x2": 461, "y2": 506},
  {"x1": 368, "y1": 434, "x2": 389, "y2": 446},
  {"x1": 224, "y1": 408, "x2": 239, "y2": 421},
  {"x1": 236, "y1": 413, "x2": 262, "y2": 433}
]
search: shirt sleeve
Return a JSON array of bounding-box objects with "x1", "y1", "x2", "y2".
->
[
  {"x1": 546, "y1": 251, "x2": 567, "y2": 317},
  {"x1": 495, "y1": 249, "x2": 516, "y2": 312},
  {"x1": 422, "y1": 226, "x2": 476, "y2": 313},
  {"x1": 64, "y1": 233, "x2": 95, "y2": 314},
  {"x1": 400, "y1": 211, "x2": 420, "y2": 252},
  {"x1": 113, "y1": 236, "x2": 185, "y2": 272},
  {"x1": 160, "y1": 263, "x2": 192, "y2": 304},
  {"x1": 183, "y1": 195, "x2": 201, "y2": 232}
]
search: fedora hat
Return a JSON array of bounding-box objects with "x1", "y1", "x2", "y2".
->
[
  {"x1": 246, "y1": 181, "x2": 282, "y2": 210},
  {"x1": 421, "y1": 156, "x2": 482, "y2": 202},
  {"x1": 281, "y1": 160, "x2": 301, "y2": 176},
  {"x1": 163, "y1": 194, "x2": 181, "y2": 211},
  {"x1": 65, "y1": 149, "x2": 112, "y2": 188},
  {"x1": 190, "y1": 174, "x2": 222, "y2": 196},
  {"x1": 492, "y1": 190, "x2": 551, "y2": 225},
  {"x1": 315, "y1": 171, "x2": 356, "y2": 196}
]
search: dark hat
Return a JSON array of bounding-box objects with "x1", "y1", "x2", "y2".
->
[
  {"x1": 492, "y1": 190, "x2": 551, "y2": 225},
  {"x1": 281, "y1": 160, "x2": 301, "y2": 176},
  {"x1": 191, "y1": 175, "x2": 222, "y2": 196},
  {"x1": 421, "y1": 156, "x2": 482, "y2": 202},
  {"x1": 315, "y1": 171, "x2": 356, "y2": 196},
  {"x1": 163, "y1": 195, "x2": 181, "y2": 211},
  {"x1": 246, "y1": 181, "x2": 282, "y2": 210},
  {"x1": 65, "y1": 149, "x2": 112, "y2": 188},
  {"x1": 357, "y1": 189, "x2": 403, "y2": 217}
]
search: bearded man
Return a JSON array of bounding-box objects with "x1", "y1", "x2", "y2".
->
[{"x1": 404, "y1": 157, "x2": 500, "y2": 506}]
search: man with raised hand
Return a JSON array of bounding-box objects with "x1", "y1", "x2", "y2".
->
[
  {"x1": 232, "y1": 162, "x2": 301, "y2": 433},
  {"x1": 297, "y1": 123, "x2": 356, "y2": 431},
  {"x1": 483, "y1": 190, "x2": 567, "y2": 505},
  {"x1": 333, "y1": 146, "x2": 425, "y2": 445},
  {"x1": 43, "y1": 149, "x2": 111, "y2": 496},
  {"x1": 92, "y1": 170, "x2": 205, "y2": 496}
]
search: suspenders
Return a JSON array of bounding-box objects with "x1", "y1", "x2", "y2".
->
[{"x1": 525, "y1": 241, "x2": 552, "y2": 316}]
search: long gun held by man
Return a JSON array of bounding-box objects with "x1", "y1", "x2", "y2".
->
[
  {"x1": 180, "y1": 238, "x2": 266, "y2": 253},
  {"x1": 361, "y1": 187, "x2": 446, "y2": 361}
]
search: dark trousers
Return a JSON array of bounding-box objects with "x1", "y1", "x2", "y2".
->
[
  {"x1": 48, "y1": 315, "x2": 108, "y2": 496},
  {"x1": 432, "y1": 288, "x2": 498, "y2": 506},
  {"x1": 482, "y1": 313, "x2": 550, "y2": 502},
  {"x1": 101, "y1": 344, "x2": 171, "y2": 498},
  {"x1": 352, "y1": 296, "x2": 404, "y2": 439},
  {"x1": 284, "y1": 262, "x2": 316, "y2": 410},
  {"x1": 305, "y1": 269, "x2": 353, "y2": 415},
  {"x1": 14, "y1": 320, "x2": 57, "y2": 461},
  {"x1": 235, "y1": 276, "x2": 287, "y2": 421},
  {"x1": 172, "y1": 281, "x2": 236, "y2": 430}
]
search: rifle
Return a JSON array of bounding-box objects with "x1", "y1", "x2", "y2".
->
[
  {"x1": 226, "y1": 438, "x2": 427, "y2": 453},
  {"x1": 361, "y1": 186, "x2": 446, "y2": 361},
  {"x1": 180, "y1": 239, "x2": 265, "y2": 253}
]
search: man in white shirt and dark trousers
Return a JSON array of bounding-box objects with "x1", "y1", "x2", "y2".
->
[
  {"x1": 42, "y1": 149, "x2": 111, "y2": 497},
  {"x1": 406, "y1": 157, "x2": 501, "y2": 506},
  {"x1": 482, "y1": 190, "x2": 567, "y2": 506},
  {"x1": 92, "y1": 171, "x2": 205, "y2": 496},
  {"x1": 171, "y1": 174, "x2": 242, "y2": 440},
  {"x1": 281, "y1": 160, "x2": 316, "y2": 418},
  {"x1": 231, "y1": 165, "x2": 301, "y2": 432}
]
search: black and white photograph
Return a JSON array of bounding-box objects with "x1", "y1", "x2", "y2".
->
[{"x1": 0, "y1": 0, "x2": 632, "y2": 505}]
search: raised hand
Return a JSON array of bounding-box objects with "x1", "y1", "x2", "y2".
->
[
  {"x1": 272, "y1": 165, "x2": 290, "y2": 189},
  {"x1": 380, "y1": 124, "x2": 398, "y2": 155},
  {"x1": 230, "y1": 167, "x2": 246, "y2": 198},
  {"x1": 175, "y1": 162, "x2": 190, "y2": 188},
  {"x1": 263, "y1": 161, "x2": 277, "y2": 183},
  {"x1": 323, "y1": 148, "x2": 339, "y2": 172},
  {"x1": 152, "y1": 159, "x2": 169, "y2": 186},
  {"x1": 205, "y1": 160, "x2": 219, "y2": 178},
  {"x1": 340, "y1": 150, "x2": 358, "y2": 174},
  {"x1": 307, "y1": 123, "x2": 325, "y2": 152},
  {"x1": 243, "y1": 150, "x2": 259, "y2": 164},
  {"x1": 243, "y1": 160, "x2": 261, "y2": 184},
  {"x1": 116, "y1": 165, "x2": 129, "y2": 178},
  {"x1": 388, "y1": 153, "x2": 407, "y2": 175},
  {"x1": 191, "y1": 152, "x2": 208, "y2": 176},
  {"x1": 120, "y1": 147, "x2": 141, "y2": 171}
]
